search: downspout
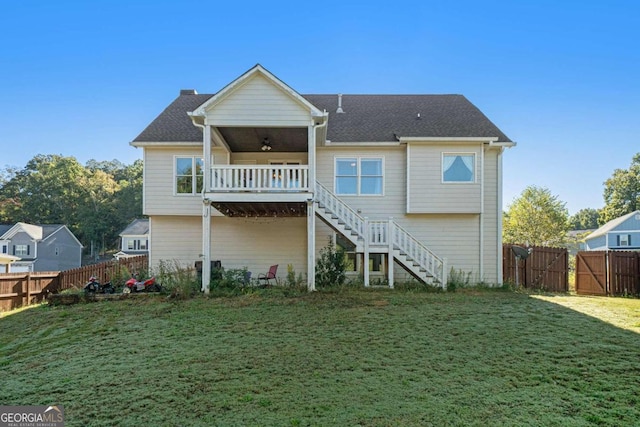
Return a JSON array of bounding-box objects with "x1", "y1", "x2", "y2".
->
[
  {"x1": 480, "y1": 144, "x2": 485, "y2": 283},
  {"x1": 307, "y1": 113, "x2": 328, "y2": 292}
]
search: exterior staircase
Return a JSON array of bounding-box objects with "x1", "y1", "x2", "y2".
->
[{"x1": 314, "y1": 182, "x2": 447, "y2": 287}]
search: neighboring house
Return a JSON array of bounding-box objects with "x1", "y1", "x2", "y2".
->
[
  {"x1": 0, "y1": 222, "x2": 83, "y2": 273},
  {"x1": 131, "y1": 64, "x2": 515, "y2": 291},
  {"x1": 584, "y1": 210, "x2": 640, "y2": 251},
  {"x1": 114, "y1": 219, "x2": 149, "y2": 260}
]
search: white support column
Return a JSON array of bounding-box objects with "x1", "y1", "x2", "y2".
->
[
  {"x1": 388, "y1": 217, "x2": 394, "y2": 288},
  {"x1": 364, "y1": 217, "x2": 370, "y2": 287},
  {"x1": 307, "y1": 199, "x2": 316, "y2": 291},
  {"x1": 307, "y1": 122, "x2": 317, "y2": 292},
  {"x1": 202, "y1": 124, "x2": 212, "y2": 293},
  {"x1": 203, "y1": 124, "x2": 212, "y2": 192},
  {"x1": 202, "y1": 202, "x2": 212, "y2": 293}
]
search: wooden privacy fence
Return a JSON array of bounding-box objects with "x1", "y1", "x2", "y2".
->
[
  {"x1": 58, "y1": 255, "x2": 148, "y2": 291},
  {"x1": 503, "y1": 244, "x2": 568, "y2": 292},
  {"x1": 575, "y1": 251, "x2": 640, "y2": 296},
  {"x1": 0, "y1": 255, "x2": 148, "y2": 312}
]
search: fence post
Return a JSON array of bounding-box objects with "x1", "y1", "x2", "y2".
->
[{"x1": 23, "y1": 273, "x2": 31, "y2": 306}]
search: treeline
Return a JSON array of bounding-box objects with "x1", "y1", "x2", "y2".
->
[{"x1": 0, "y1": 154, "x2": 142, "y2": 253}]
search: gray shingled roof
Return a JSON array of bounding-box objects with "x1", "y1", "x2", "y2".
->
[
  {"x1": 120, "y1": 218, "x2": 149, "y2": 236},
  {"x1": 133, "y1": 92, "x2": 511, "y2": 143}
]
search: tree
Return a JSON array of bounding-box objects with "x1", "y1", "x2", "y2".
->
[
  {"x1": 569, "y1": 208, "x2": 600, "y2": 230},
  {"x1": 600, "y1": 153, "x2": 640, "y2": 225},
  {"x1": 0, "y1": 155, "x2": 143, "y2": 253},
  {"x1": 503, "y1": 186, "x2": 570, "y2": 246}
]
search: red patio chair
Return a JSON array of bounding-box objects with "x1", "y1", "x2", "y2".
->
[{"x1": 258, "y1": 264, "x2": 278, "y2": 287}]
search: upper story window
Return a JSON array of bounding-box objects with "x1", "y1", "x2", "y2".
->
[
  {"x1": 127, "y1": 239, "x2": 148, "y2": 250},
  {"x1": 443, "y1": 153, "x2": 475, "y2": 183},
  {"x1": 14, "y1": 244, "x2": 29, "y2": 256},
  {"x1": 618, "y1": 234, "x2": 631, "y2": 247},
  {"x1": 335, "y1": 157, "x2": 383, "y2": 196},
  {"x1": 176, "y1": 157, "x2": 204, "y2": 195}
]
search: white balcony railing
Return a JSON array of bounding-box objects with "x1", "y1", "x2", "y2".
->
[{"x1": 209, "y1": 165, "x2": 309, "y2": 192}]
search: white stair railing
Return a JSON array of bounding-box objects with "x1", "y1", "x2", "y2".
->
[
  {"x1": 315, "y1": 182, "x2": 365, "y2": 239},
  {"x1": 391, "y1": 222, "x2": 447, "y2": 285},
  {"x1": 314, "y1": 181, "x2": 446, "y2": 286}
]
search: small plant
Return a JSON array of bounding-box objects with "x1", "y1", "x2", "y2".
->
[
  {"x1": 211, "y1": 267, "x2": 250, "y2": 290},
  {"x1": 315, "y1": 237, "x2": 347, "y2": 288},
  {"x1": 446, "y1": 268, "x2": 472, "y2": 291},
  {"x1": 155, "y1": 259, "x2": 199, "y2": 299},
  {"x1": 285, "y1": 264, "x2": 305, "y2": 287}
]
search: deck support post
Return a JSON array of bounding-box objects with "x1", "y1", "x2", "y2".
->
[
  {"x1": 202, "y1": 202, "x2": 212, "y2": 293},
  {"x1": 307, "y1": 199, "x2": 316, "y2": 291},
  {"x1": 388, "y1": 217, "x2": 394, "y2": 288},
  {"x1": 364, "y1": 217, "x2": 370, "y2": 287}
]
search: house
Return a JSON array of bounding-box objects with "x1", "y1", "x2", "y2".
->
[
  {"x1": 131, "y1": 64, "x2": 515, "y2": 291},
  {"x1": 584, "y1": 210, "x2": 640, "y2": 250},
  {"x1": 114, "y1": 219, "x2": 149, "y2": 260},
  {"x1": 0, "y1": 222, "x2": 83, "y2": 273}
]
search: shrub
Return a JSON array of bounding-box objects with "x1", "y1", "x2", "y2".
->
[
  {"x1": 315, "y1": 238, "x2": 347, "y2": 288},
  {"x1": 446, "y1": 268, "x2": 472, "y2": 292},
  {"x1": 155, "y1": 260, "x2": 199, "y2": 299}
]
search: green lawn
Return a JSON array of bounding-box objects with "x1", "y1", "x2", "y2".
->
[{"x1": 2, "y1": 290, "x2": 640, "y2": 426}]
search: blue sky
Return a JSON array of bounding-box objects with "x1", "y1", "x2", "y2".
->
[{"x1": 1, "y1": 0, "x2": 638, "y2": 215}]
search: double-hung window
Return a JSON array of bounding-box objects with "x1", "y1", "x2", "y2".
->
[
  {"x1": 176, "y1": 157, "x2": 204, "y2": 195},
  {"x1": 442, "y1": 153, "x2": 475, "y2": 183},
  {"x1": 14, "y1": 245, "x2": 28, "y2": 256},
  {"x1": 335, "y1": 157, "x2": 383, "y2": 195}
]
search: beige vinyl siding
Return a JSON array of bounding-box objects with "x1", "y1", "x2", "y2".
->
[
  {"x1": 151, "y1": 216, "x2": 308, "y2": 280},
  {"x1": 149, "y1": 216, "x2": 202, "y2": 270},
  {"x1": 316, "y1": 146, "x2": 406, "y2": 219},
  {"x1": 209, "y1": 217, "x2": 307, "y2": 279},
  {"x1": 400, "y1": 214, "x2": 481, "y2": 278},
  {"x1": 407, "y1": 143, "x2": 482, "y2": 213},
  {"x1": 144, "y1": 147, "x2": 204, "y2": 216},
  {"x1": 230, "y1": 152, "x2": 308, "y2": 165},
  {"x1": 482, "y1": 148, "x2": 500, "y2": 283},
  {"x1": 206, "y1": 74, "x2": 310, "y2": 127},
  {"x1": 316, "y1": 144, "x2": 492, "y2": 282}
]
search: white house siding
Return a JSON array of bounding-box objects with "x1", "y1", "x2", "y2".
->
[
  {"x1": 144, "y1": 146, "x2": 205, "y2": 216},
  {"x1": 316, "y1": 144, "x2": 502, "y2": 284},
  {"x1": 206, "y1": 74, "x2": 311, "y2": 127},
  {"x1": 316, "y1": 146, "x2": 406, "y2": 219},
  {"x1": 230, "y1": 152, "x2": 308, "y2": 165},
  {"x1": 407, "y1": 143, "x2": 482, "y2": 213},
  {"x1": 482, "y1": 148, "x2": 500, "y2": 283},
  {"x1": 149, "y1": 216, "x2": 202, "y2": 271},
  {"x1": 208, "y1": 217, "x2": 307, "y2": 280}
]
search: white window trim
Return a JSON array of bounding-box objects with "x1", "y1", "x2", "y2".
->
[
  {"x1": 174, "y1": 156, "x2": 204, "y2": 196},
  {"x1": 619, "y1": 234, "x2": 630, "y2": 246},
  {"x1": 334, "y1": 156, "x2": 385, "y2": 196},
  {"x1": 15, "y1": 244, "x2": 28, "y2": 256},
  {"x1": 441, "y1": 152, "x2": 477, "y2": 184}
]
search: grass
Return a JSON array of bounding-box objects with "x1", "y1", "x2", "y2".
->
[{"x1": 1, "y1": 290, "x2": 640, "y2": 426}]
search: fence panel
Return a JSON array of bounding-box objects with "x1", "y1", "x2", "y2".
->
[
  {"x1": 608, "y1": 251, "x2": 640, "y2": 296},
  {"x1": 575, "y1": 251, "x2": 608, "y2": 295},
  {"x1": 503, "y1": 244, "x2": 568, "y2": 291},
  {"x1": 0, "y1": 255, "x2": 148, "y2": 311},
  {"x1": 0, "y1": 272, "x2": 60, "y2": 312}
]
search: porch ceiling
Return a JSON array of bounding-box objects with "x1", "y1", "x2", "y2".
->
[
  {"x1": 216, "y1": 127, "x2": 308, "y2": 152},
  {"x1": 211, "y1": 202, "x2": 307, "y2": 217}
]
